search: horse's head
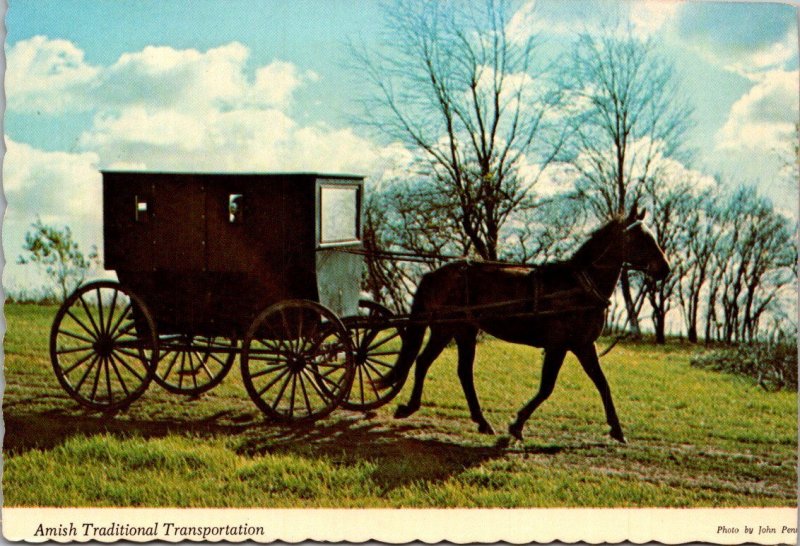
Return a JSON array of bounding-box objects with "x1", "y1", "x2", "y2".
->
[{"x1": 622, "y1": 205, "x2": 670, "y2": 280}]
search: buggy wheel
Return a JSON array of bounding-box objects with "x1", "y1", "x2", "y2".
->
[
  {"x1": 341, "y1": 300, "x2": 405, "y2": 410},
  {"x1": 241, "y1": 300, "x2": 355, "y2": 422},
  {"x1": 154, "y1": 335, "x2": 237, "y2": 395},
  {"x1": 50, "y1": 281, "x2": 157, "y2": 411}
]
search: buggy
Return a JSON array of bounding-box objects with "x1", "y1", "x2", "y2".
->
[{"x1": 50, "y1": 172, "x2": 404, "y2": 421}]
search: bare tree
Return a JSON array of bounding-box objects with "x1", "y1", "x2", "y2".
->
[
  {"x1": 501, "y1": 193, "x2": 590, "y2": 263},
  {"x1": 714, "y1": 187, "x2": 794, "y2": 343},
  {"x1": 640, "y1": 174, "x2": 697, "y2": 343},
  {"x1": 676, "y1": 188, "x2": 722, "y2": 343},
  {"x1": 353, "y1": 0, "x2": 563, "y2": 262},
  {"x1": 559, "y1": 25, "x2": 694, "y2": 336}
]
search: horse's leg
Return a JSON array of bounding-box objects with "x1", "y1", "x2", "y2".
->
[
  {"x1": 455, "y1": 328, "x2": 494, "y2": 434},
  {"x1": 572, "y1": 342, "x2": 626, "y2": 443},
  {"x1": 394, "y1": 328, "x2": 452, "y2": 419},
  {"x1": 508, "y1": 347, "x2": 567, "y2": 441}
]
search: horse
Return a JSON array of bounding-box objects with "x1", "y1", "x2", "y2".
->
[{"x1": 376, "y1": 205, "x2": 670, "y2": 443}]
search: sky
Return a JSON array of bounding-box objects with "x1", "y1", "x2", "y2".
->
[{"x1": 3, "y1": 0, "x2": 799, "y2": 293}]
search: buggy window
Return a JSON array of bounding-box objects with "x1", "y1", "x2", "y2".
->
[{"x1": 320, "y1": 186, "x2": 359, "y2": 244}]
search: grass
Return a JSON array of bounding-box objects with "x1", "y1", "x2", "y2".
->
[{"x1": 3, "y1": 302, "x2": 797, "y2": 507}]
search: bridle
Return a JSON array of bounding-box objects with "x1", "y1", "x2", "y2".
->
[{"x1": 577, "y1": 221, "x2": 643, "y2": 305}]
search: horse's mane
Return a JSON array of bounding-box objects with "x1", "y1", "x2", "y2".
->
[{"x1": 566, "y1": 215, "x2": 625, "y2": 268}]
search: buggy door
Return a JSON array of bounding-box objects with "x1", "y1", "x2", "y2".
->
[{"x1": 152, "y1": 176, "x2": 206, "y2": 271}]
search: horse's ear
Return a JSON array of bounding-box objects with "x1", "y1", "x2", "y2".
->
[
  {"x1": 637, "y1": 208, "x2": 646, "y2": 221},
  {"x1": 626, "y1": 204, "x2": 638, "y2": 223}
]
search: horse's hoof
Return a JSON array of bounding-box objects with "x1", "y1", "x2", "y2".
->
[
  {"x1": 508, "y1": 423, "x2": 524, "y2": 441},
  {"x1": 477, "y1": 422, "x2": 495, "y2": 435},
  {"x1": 394, "y1": 404, "x2": 416, "y2": 419},
  {"x1": 610, "y1": 428, "x2": 627, "y2": 443}
]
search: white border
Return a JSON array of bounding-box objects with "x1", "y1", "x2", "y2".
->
[{"x1": 3, "y1": 507, "x2": 798, "y2": 544}]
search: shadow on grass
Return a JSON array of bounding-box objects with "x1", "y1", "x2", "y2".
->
[{"x1": 3, "y1": 402, "x2": 582, "y2": 493}]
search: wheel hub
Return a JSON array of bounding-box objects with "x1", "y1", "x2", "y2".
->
[
  {"x1": 288, "y1": 355, "x2": 307, "y2": 372},
  {"x1": 93, "y1": 334, "x2": 115, "y2": 358}
]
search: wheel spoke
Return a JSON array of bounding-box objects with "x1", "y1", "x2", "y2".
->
[
  {"x1": 288, "y1": 374, "x2": 298, "y2": 416},
  {"x1": 178, "y1": 352, "x2": 186, "y2": 390},
  {"x1": 110, "y1": 350, "x2": 146, "y2": 382},
  {"x1": 74, "y1": 354, "x2": 100, "y2": 391},
  {"x1": 256, "y1": 367, "x2": 290, "y2": 397},
  {"x1": 206, "y1": 351, "x2": 228, "y2": 366},
  {"x1": 187, "y1": 352, "x2": 199, "y2": 391},
  {"x1": 316, "y1": 369, "x2": 342, "y2": 390},
  {"x1": 363, "y1": 359, "x2": 389, "y2": 379},
  {"x1": 360, "y1": 362, "x2": 382, "y2": 398},
  {"x1": 196, "y1": 353, "x2": 215, "y2": 380},
  {"x1": 366, "y1": 356, "x2": 396, "y2": 369},
  {"x1": 89, "y1": 355, "x2": 104, "y2": 401},
  {"x1": 301, "y1": 368, "x2": 329, "y2": 401},
  {"x1": 65, "y1": 309, "x2": 98, "y2": 338},
  {"x1": 270, "y1": 372, "x2": 294, "y2": 410},
  {"x1": 108, "y1": 303, "x2": 132, "y2": 339},
  {"x1": 357, "y1": 365, "x2": 366, "y2": 404},
  {"x1": 297, "y1": 372, "x2": 313, "y2": 416},
  {"x1": 249, "y1": 363, "x2": 288, "y2": 380},
  {"x1": 112, "y1": 320, "x2": 137, "y2": 341},
  {"x1": 160, "y1": 350, "x2": 181, "y2": 381},
  {"x1": 367, "y1": 331, "x2": 401, "y2": 352},
  {"x1": 62, "y1": 350, "x2": 97, "y2": 375},
  {"x1": 248, "y1": 353, "x2": 290, "y2": 363},
  {"x1": 95, "y1": 287, "x2": 106, "y2": 336},
  {"x1": 104, "y1": 354, "x2": 113, "y2": 403},
  {"x1": 367, "y1": 349, "x2": 403, "y2": 356},
  {"x1": 79, "y1": 295, "x2": 103, "y2": 338},
  {"x1": 58, "y1": 328, "x2": 96, "y2": 344},
  {"x1": 57, "y1": 345, "x2": 94, "y2": 355},
  {"x1": 108, "y1": 353, "x2": 130, "y2": 396},
  {"x1": 105, "y1": 287, "x2": 119, "y2": 335}
]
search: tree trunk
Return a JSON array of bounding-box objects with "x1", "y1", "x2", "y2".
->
[{"x1": 654, "y1": 312, "x2": 666, "y2": 344}]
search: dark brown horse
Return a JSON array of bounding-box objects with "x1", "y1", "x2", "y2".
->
[{"x1": 377, "y1": 206, "x2": 670, "y2": 443}]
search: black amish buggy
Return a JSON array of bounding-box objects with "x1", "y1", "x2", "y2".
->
[{"x1": 50, "y1": 171, "x2": 405, "y2": 422}]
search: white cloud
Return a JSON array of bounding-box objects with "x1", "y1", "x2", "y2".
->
[
  {"x1": 506, "y1": 0, "x2": 537, "y2": 43},
  {"x1": 6, "y1": 35, "x2": 100, "y2": 113},
  {"x1": 716, "y1": 70, "x2": 799, "y2": 152},
  {"x1": 506, "y1": 0, "x2": 681, "y2": 42},
  {"x1": 723, "y1": 29, "x2": 799, "y2": 80},
  {"x1": 6, "y1": 37, "x2": 402, "y2": 176},
  {"x1": 3, "y1": 137, "x2": 104, "y2": 289},
  {"x1": 629, "y1": 1, "x2": 682, "y2": 39},
  {"x1": 4, "y1": 137, "x2": 102, "y2": 224}
]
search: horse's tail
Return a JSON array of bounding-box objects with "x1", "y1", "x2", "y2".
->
[{"x1": 376, "y1": 273, "x2": 434, "y2": 389}]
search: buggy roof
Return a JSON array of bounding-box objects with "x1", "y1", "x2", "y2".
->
[{"x1": 101, "y1": 170, "x2": 364, "y2": 180}]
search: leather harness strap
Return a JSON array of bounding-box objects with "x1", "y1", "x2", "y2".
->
[{"x1": 575, "y1": 269, "x2": 611, "y2": 307}]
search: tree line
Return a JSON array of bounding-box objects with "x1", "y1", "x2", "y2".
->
[{"x1": 355, "y1": 0, "x2": 797, "y2": 345}]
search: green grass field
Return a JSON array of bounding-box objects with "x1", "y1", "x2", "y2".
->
[{"x1": 3, "y1": 302, "x2": 797, "y2": 507}]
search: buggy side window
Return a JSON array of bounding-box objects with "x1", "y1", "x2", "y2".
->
[
  {"x1": 229, "y1": 194, "x2": 244, "y2": 223},
  {"x1": 135, "y1": 195, "x2": 149, "y2": 223},
  {"x1": 320, "y1": 185, "x2": 359, "y2": 244}
]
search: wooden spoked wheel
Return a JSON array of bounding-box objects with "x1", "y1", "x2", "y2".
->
[
  {"x1": 341, "y1": 300, "x2": 405, "y2": 410},
  {"x1": 153, "y1": 335, "x2": 237, "y2": 395},
  {"x1": 241, "y1": 300, "x2": 355, "y2": 422},
  {"x1": 50, "y1": 281, "x2": 157, "y2": 411}
]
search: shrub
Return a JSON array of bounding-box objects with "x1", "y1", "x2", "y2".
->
[{"x1": 691, "y1": 340, "x2": 798, "y2": 392}]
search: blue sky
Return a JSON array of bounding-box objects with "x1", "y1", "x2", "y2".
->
[{"x1": 3, "y1": 0, "x2": 799, "y2": 292}]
